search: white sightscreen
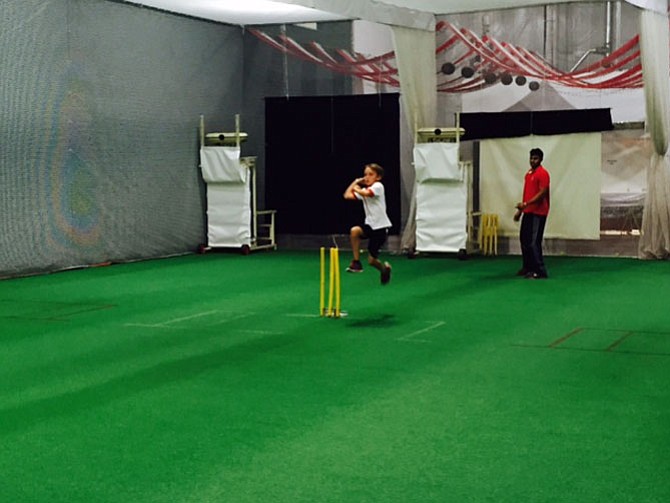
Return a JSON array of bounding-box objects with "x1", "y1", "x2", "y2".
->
[
  {"x1": 414, "y1": 143, "x2": 468, "y2": 252},
  {"x1": 200, "y1": 147, "x2": 251, "y2": 248},
  {"x1": 480, "y1": 133, "x2": 601, "y2": 239}
]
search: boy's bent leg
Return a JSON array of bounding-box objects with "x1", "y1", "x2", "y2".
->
[
  {"x1": 349, "y1": 226, "x2": 363, "y2": 261},
  {"x1": 367, "y1": 228, "x2": 391, "y2": 284},
  {"x1": 367, "y1": 255, "x2": 392, "y2": 284},
  {"x1": 347, "y1": 226, "x2": 364, "y2": 272}
]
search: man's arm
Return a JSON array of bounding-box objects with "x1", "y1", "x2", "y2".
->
[
  {"x1": 515, "y1": 186, "x2": 549, "y2": 210},
  {"x1": 514, "y1": 184, "x2": 548, "y2": 221}
]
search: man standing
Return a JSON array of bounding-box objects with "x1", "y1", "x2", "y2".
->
[{"x1": 514, "y1": 148, "x2": 550, "y2": 279}]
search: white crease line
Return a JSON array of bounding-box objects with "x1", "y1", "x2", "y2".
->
[
  {"x1": 160, "y1": 310, "x2": 222, "y2": 326},
  {"x1": 125, "y1": 323, "x2": 180, "y2": 329},
  {"x1": 285, "y1": 313, "x2": 321, "y2": 318},
  {"x1": 125, "y1": 310, "x2": 222, "y2": 329},
  {"x1": 239, "y1": 329, "x2": 284, "y2": 335},
  {"x1": 124, "y1": 324, "x2": 283, "y2": 337},
  {"x1": 397, "y1": 321, "x2": 446, "y2": 343},
  {"x1": 206, "y1": 313, "x2": 255, "y2": 326}
]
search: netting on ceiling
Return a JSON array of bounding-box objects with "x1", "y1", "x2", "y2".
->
[{"x1": 250, "y1": 18, "x2": 649, "y2": 92}]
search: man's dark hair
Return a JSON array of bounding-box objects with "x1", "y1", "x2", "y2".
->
[{"x1": 530, "y1": 148, "x2": 544, "y2": 161}]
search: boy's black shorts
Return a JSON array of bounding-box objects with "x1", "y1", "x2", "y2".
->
[{"x1": 361, "y1": 224, "x2": 389, "y2": 259}]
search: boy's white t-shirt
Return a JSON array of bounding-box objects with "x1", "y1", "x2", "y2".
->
[{"x1": 355, "y1": 181, "x2": 392, "y2": 230}]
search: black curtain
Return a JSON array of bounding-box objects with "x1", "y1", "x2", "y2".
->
[
  {"x1": 265, "y1": 94, "x2": 400, "y2": 235},
  {"x1": 460, "y1": 109, "x2": 613, "y2": 140}
]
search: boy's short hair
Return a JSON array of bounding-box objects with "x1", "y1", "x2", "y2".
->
[
  {"x1": 366, "y1": 163, "x2": 384, "y2": 178},
  {"x1": 529, "y1": 148, "x2": 544, "y2": 161}
]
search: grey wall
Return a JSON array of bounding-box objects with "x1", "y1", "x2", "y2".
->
[{"x1": 0, "y1": 0, "x2": 243, "y2": 277}]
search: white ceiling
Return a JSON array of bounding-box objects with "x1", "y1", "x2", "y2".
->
[{"x1": 123, "y1": 0, "x2": 350, "y2": 26}]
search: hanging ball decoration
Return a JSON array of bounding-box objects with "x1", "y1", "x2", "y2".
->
[
  {"x1": 461, "y1": 66, "x2": 475, "y2": 78},
  {"x1": 515, "y1": 75, "x2": 527, "y2": 86},
  {"x1": 441, "y1": 62, "x2": 456, "y2": 75},
  {"x1": 529, "y1": 81, "x2": 541, "y2": 91},
  {"x1": 500, "y1": 73, "x2": 513, "y2": 85},
  {"x1": 483, "y1": 72, "x2": 497, "y2": 84}
]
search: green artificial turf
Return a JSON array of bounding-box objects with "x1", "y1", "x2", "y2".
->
[{"x1": 1, "y1": 251, "x2": 669, "y2": 502}]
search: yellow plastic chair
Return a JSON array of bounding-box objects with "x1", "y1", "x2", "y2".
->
[{"x1": 479, "y1": 213, "x2": 499, "y2": 255}]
